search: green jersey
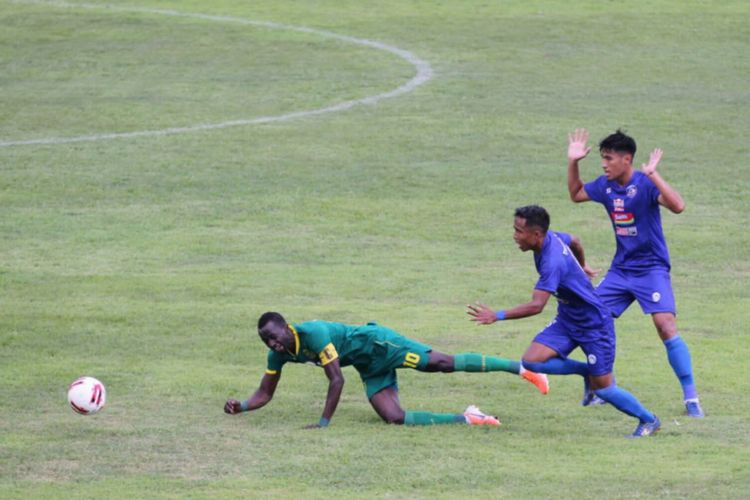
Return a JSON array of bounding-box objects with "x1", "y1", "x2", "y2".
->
[{"x1": 265, "y1": 321, "x2": 431, "y2": 378}]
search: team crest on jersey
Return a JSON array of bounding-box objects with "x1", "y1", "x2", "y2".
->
[
  {"x1": 652, "y1": 292, "x2": 661, "y2": 302},
  {"x1": 587, "y1": 354, "x2": 598, "y2": 365},
  {"x1": 613, "y1": 198, "x2": 625, "y2": 212},
  {"x1": 606, "y1": 187, "x2": 612, "y2": 194},
  {"x1": 626, "y1": 185, "x2": 638, "y2": 198}
]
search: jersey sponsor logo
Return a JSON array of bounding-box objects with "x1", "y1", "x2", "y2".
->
[
  {"x1": 612, "y1": 212, "x2": 637, "y2": 236},
  {"x1": 652, "y1": 292, "x2": 661, "y2": 302},
  {"x1": 612, "y1": 212, "x2": 635, "y2": 226},
  {"x1": 613, "y1": 198, "x2": 625, "y2": 212},
  {"x1": 626, "y1": 185, "x2": 638, "y2": 198},
  {"x1": 587, "y1": 354, "x2": 598, "y2": 365},
  {"x1": 318, "y1": 343, "x2": 339, "y2": 366}
]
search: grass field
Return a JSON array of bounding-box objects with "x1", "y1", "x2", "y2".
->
[{"x1": 1, "y1": 0, "x2": 749, "y2": 497}]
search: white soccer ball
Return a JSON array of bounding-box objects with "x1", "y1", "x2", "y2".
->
[{"x1": 67, "y1": 376, "x2": 107, "y2": 415}]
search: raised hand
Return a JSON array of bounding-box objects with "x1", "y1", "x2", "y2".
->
[
  {"x1": 568, "y1": 128, "x2": 592, "y2": 162},
  {"x1": 466, "y1": 303, "x2": 498, "y2": 325},
  {"x1": 641, "y1": 148, "x2": 663, "y2": 176}
]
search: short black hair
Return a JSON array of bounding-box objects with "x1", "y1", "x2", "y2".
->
[
  {"x1": 514, "y1": 205, "x2": 550, "y2": 232},
  {"x1": 599, "y1": 129, "x2": 637, "y2": 157},
  {"x1": 258, "y1": 311, "x2": 286, "y2": 331}
]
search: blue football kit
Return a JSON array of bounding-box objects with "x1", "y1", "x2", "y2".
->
[
  {"x1": 522, "y1": 229, "x2": 659, "y2": 429},
  {"x1": 585, "y1": 171, "x2": 676, "y2": 316},
  {"x1": 531, "y1": 231, "x2": 615, "y2": 376},
  {"x1": 583, "y1": 168, "x2": 700, "y2": 412}
]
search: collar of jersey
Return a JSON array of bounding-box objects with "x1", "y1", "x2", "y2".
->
[
  {"x1": 611, "y1": 171, "x2": 639, "y2": 191},
  {"x1": 289, "y1": 324, "x2": 300, "y2": 356},
  {"x1": 534, "y1": 231, "x2": 552, "y2": 254}
]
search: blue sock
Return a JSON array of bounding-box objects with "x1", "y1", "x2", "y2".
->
[
  {"x1": 522, "y1": 358, "x2": 589, "y2": 376},
  {"x1": 664, "y1": 336, "x2": 698, "y2": 400},
  {"x1": 595, "y1": 384, "x2": 656, "y2": 423}
]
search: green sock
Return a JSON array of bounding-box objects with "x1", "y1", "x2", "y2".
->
[
  {"x1": 454, "y1": 353, "x2": 520, "y2": 373},
  {"x1": 404, "y1": 411, "x2": 466, "y2": 425}
]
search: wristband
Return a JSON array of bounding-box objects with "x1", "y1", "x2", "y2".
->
[
  {"x1": 240, "y1": 400, "x2": 250, "y2": 412},
  {"x1": 495, "y1": 310, "x2": 506, "y2": 321},
  {"x1": 319, "y1": 417, "x2": 330, "y2": 427}
]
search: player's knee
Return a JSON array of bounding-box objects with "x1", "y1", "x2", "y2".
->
[
  {"x1": 654, "y1": 316, "x2": 678, "y2": 339},
  {"x1": 435, "y1": 357, "x2": 453, "y2": 372},
  {"x1": 589, "y1": 374, "x2": 614, "y2": 390},
  {"x1": 425, "y1": 352, "x2": 453, "y2": 372}
]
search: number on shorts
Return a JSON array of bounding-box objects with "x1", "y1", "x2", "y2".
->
[{"x1": 403, "y1": 352, "x2": 420, "y2": 368}]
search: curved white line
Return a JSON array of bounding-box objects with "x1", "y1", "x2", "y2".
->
[{"x1": 1, "y1": 0, "x2": 433, "y2": 147}]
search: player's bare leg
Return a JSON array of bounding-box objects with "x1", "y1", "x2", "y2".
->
[
  {"x1": 370, "y1": 386, "x2": 405, "y2": 424},
  {"x1": 652, "y1": 312, "x2": 678, "y2": 341}
]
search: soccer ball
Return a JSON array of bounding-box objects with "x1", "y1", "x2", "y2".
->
[{"x1": 67, "y1": 376, "x2": 106, "y2": 415}]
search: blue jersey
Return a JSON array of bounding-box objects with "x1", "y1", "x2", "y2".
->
[
  {"x1": 534, "y1": 231, "x2": 611, "y2": 330},
  {"x1": 584, "y1": 171, "x2": 671, "y2": 271}
]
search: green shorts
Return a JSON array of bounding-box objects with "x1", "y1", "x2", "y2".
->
[{"x1": 352, "y1": 324, "x2": 432, "y2": 400}]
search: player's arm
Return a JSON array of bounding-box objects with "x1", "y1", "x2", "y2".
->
[
  {"x1": 305, "y1": 359, "x2": 345, "y2": 429},
  {"x1": 467, "y1": 289, "x2": 552, "y2": 325},
  {"x1": 224, "y1": 372, "x2": 280, "y2": 415},
  {"x1": 641, "y1": 148, "x2": 685, "y2": 214},
  {"x1": 568, "y1": 234, "x2": 600, "y2": 279},
  {"x1": 567, "y1": 128, "x2": 592, "y2": 203}
]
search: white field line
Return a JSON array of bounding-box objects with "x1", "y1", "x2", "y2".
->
[{"x1": 1, "y1": 0, "x2": 434, "y2": 147}]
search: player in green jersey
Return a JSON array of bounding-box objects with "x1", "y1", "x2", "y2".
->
[{"x1": 224, "y1": 311, "x2": 549, "y2": 428}]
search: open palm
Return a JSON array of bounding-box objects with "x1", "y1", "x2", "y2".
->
[
  {"x1": 568, "y1": 128, "x2": 591, "y2": 161},
  {"x1": 641, "y1": 148, "x2": 663, "y2": 176}
]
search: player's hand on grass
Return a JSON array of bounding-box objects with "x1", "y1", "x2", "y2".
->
[
  {"x1": 641, "y1": 148, "x2": 663, "y2": 176},
  {"x1": 467, "y1": 303, "x2": 497, "y2": 325},
  {"x1": 568, "y1": 128, "x2": 591, "y2": 162},
  {"x1": 224, "y1": 399, "x2": 243, "y2": 414},
  {"x1": 583, "y1": 264, "x2": 601, "y2": 280}
]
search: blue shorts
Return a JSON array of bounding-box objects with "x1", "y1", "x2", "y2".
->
[
  {"x1": 596, "y1": 267, "x2": 676, "y2": 317},
  {"x1": 533, "y1": 317, "x2": 616, "y2": 376}
]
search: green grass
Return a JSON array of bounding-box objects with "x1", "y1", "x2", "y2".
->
[{"x1": 1, "y1": 0, "x2": 749, "y2": 497}]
